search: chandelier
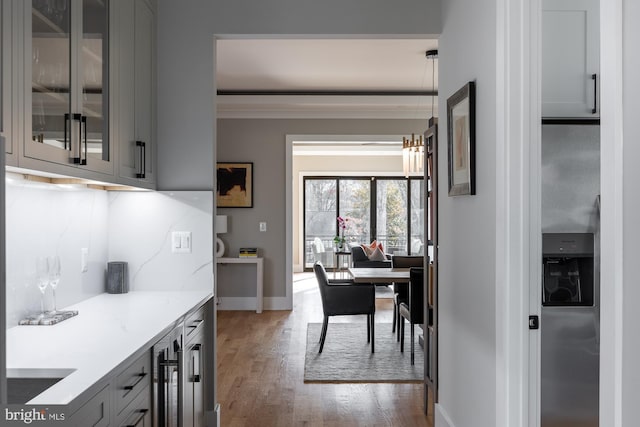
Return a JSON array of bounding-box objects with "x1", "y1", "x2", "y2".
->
[
  {"x1": 402, "y1": 49, "x2": 437, "y2": 176},
  {"x1": 402, "y1": 134, "x2": 424, "y2": 176}
]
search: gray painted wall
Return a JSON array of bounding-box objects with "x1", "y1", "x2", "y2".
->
[
  {"x1": 438, "y1": 0, "x2": 497, "y2": 426},
  {"x1": 622, "y1": 0, "x2": 640, "y2": 423},
  {"x1": 217, "y1": 118, "x2": 426, "y2": 299},
  {"x1": 156, "y1": 0, "x2": 442, "y2": 191}
]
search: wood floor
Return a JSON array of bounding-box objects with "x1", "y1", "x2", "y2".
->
[{"x1": 216, "y1": 274, "x2": 433, "y2": 427}]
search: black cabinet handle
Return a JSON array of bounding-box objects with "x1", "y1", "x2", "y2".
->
[
  {"x1": 123, "y1": 372, "x2": 147, "y2": 391},
  {"x1": 63, "y1": 113, "x2": 70, "y2": 150},
  {"x1": 71, "y1": 114, "x2": 87, "y2": 165},
  {"x1": 192, "y1": 343, "x2": 202, "y2": 383},
  {"x1": 81, "y1": 115, "x2": 87, "y2": 165},
  {"x1": 187, "y1": 319, "x2": 204, "y2": 335},
  {"x1": 136, "y1": 140, "x2": 146, "y2": 179},
  {"x1": 125, "y1": 408, "x2": 148, "y2": 427},
  {"x1": 72, "y1": 113, "x2": 82, "y2": 164},
  {"x1": 592, "y1": 73, "x2": 597, "y2": 114}
]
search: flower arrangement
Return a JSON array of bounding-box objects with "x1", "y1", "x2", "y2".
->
[{"x1": 333, "y1": 216, "x2": 348, "y2": 250}]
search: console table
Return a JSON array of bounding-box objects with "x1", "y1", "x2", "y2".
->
[
  {"x1": 216, "y1": 257, "x2": 264, "y2": 313},
  {"x1": 333, "y1": 251, "x2": 352, "y2": 279}
]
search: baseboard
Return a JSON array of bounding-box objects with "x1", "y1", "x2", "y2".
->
[
  {"x1": 435, "y1": 404, "x2": 455, "y2": 427},
  {"x1": 217, "y1": 296, "x2": 291, "y2": 311}
]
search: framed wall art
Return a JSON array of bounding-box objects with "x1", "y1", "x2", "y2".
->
[
  {"x1": 216, "y1": 162, "x2": 253, "y2": 208},
  {"x1": 447, "y1": 81, "x2": 476, "y2": 196}
]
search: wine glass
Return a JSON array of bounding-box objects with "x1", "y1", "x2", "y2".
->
[
  {"x1": 35, "y1": 257, "x2": 50, "y2": 318},
  {"x1": 48, "y1": 255, "x2": 61, "y2": 314}
]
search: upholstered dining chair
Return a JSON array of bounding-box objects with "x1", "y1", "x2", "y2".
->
[
  {"x1": 390, "y1": 256, "x2": 424, "y2": 340},
  {"x1": 313, "y1": 262, "x2": 376, "y2": 353},
  {"x1": 399, "y1": 267, "x2": 425, "y2": 365}
]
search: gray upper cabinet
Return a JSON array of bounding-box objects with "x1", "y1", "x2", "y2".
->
[
  {"x1": 22, "y1": 0, "x2": 114, "y2": 177},
  {"x1": 3, "y1": 0, "x2": 156, "y2": 188},
  {"x1": 542, "y1": 0, "x2": 599, "y2": 118},
  {"x1": 2, "y1": 0, "x2": 17, "y2": 165},
  {"x1": 114, "y1": 0, "x2": 156, "y2": 189}
]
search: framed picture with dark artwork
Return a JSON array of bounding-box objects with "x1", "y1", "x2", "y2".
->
[
  {"x1": 216, "y1": 162, "x2": 253, "y2": 208},
  {"x1": 447, "y1": 81, "x2": 476, "y2": 196}
]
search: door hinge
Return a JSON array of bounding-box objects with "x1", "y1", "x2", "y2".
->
[{"x1": 529, "y1": 315, "x2": 539, "y2": 330}]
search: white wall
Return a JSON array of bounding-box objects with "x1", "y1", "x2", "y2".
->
[
  {"x1": 621, "y1": 0, "x2": 640, "y2": 423},
  {"x1": 437, "y1": 0, "x2": 497, "y2": 426}
]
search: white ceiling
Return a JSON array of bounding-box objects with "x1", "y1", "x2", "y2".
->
[{"x1": 216, "y1": 38, "x2": 439, "y2": 119}]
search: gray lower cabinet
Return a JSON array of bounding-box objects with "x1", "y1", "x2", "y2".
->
[
  {"x1": 115, "y1": 386, "x2": 151, "y2": 427},
  {"x1": 183, "y1": 306, "x2": 206, "y2": 427},
  {"x1": 113, "y1": 352, "x2": 152, "y2": 426},
  {"x1": 67, "y1": 301, "x2": 208, "y2": 427},
  {"x1": 68, "y1": 351, "x2": 151, "y2": 427},
  {"x1": 70, "y1": 384, "x2": 111, "y2": 427}
]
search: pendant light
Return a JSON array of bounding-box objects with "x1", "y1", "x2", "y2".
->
[{"x1": 402, "y1": 49, "x2": 438, "y2": 176}]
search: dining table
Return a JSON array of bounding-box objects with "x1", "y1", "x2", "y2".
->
[{"x1": 347, "y1": 267, "x2": 411, "y2": 284}]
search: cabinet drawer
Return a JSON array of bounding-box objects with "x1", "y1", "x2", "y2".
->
[
  {"x1": 116, "y1": 385, "x2": 151, "y2": 427},
  {"x1": 185, "y1": 306, "x2": 205, "y2": 341},
  {"x1": 115, "y1": 351, "x2": 151, "y2": 416},
  {"x1": 70, "y1": 384, "x2": 110, "y2": 427}
]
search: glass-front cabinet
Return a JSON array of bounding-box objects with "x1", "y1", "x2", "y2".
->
[
  {"x1": 1, "y1": 0, "x2": 15, "y2": 162},
  {"x1": 25, "y1": 0, "x2": 112, "y2": 175}
]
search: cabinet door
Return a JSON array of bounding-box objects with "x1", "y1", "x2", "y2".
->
[
  {"x1": 1, "y1": 0, "x2": 16, "y2": 164},
  {"x1": 184, "y1": 332, "x2": 205, "y2": 427},
  {"x1": 23, "y1": 0, "x2": 113, "y2": 177},
  {"x1": 25, "y1": 0, "x2": 74, "y2": 165},
  {"x1": 70, "y1": 384, "x2": 111, "y2": 427},
  {"x1": 81, "y1": 0, "x2": 111, "y2": 172},
  {"x1": 542, "y1": 0, "x2": 599, "y2": 118},
  {"x1": 117, "y1": 0, "x2": 155, "y2": 188},
  {"x1": 134, "y1": 0, "x2": 155, "y2": 185}
]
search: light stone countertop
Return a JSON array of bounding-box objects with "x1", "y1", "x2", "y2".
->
[{"x1": 6, "y1": 290, "x2": 213, "y2": 405}]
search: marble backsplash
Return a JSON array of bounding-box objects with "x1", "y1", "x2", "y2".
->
[
  {"x1": 6, "y1": 175, "x2": 109, "y2": 327},
  {"x1": 6, "y1": 174, "x2": 214, "y2": 328},
  {"x1": 107, "y1": 191, "x2": 214, "y2": 292}
]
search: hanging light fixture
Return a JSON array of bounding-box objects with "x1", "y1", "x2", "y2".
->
[
  {"x1": 402, "y1": 133, "x2": 424, "y2": 176},
  {"x1": 402, "y1": 49, "x2": 438, "y2": 176}
]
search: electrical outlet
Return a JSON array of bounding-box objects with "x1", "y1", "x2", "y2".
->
[{"x1": 81, "y1": 248, "x2": 89, "y2": 272}]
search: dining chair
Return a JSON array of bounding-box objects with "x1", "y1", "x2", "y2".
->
[
  {"x1": 313, "y1": 262, "x2": 376, "y2": 353},
  {"x1": 390, "y1": 256, "x2": 424, "y2": 340},
  {"x1": 399, "y1": 267, "x2": 425, "y2": 365}
]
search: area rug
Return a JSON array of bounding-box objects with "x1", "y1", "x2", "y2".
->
[{"x1": 304, "y1": 322, "x2": 423, "y2": 383}]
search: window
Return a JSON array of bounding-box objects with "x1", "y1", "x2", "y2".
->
[{"x1": 304, "y1": 176, "x2": 424, "y2": 269}]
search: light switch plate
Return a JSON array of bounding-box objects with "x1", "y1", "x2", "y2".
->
[
  {"x1": 259, "y1": 222, "x2": 267, "y2": 232},
  {"x1": 172, "y1": 231, "x2": 192, "y2": 253}
]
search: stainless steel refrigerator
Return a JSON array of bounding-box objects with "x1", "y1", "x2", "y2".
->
[{"x1": 541, "y1": 124, "x2": 600, "y2": 427}]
